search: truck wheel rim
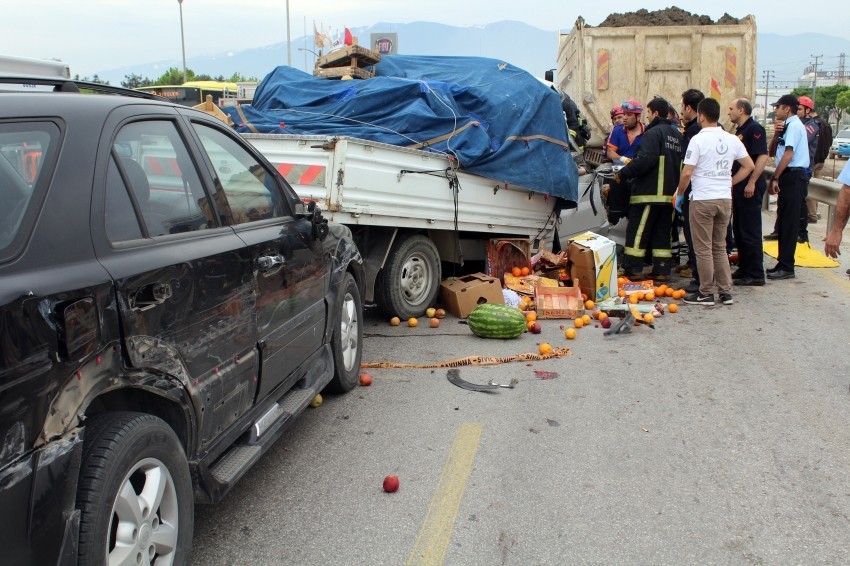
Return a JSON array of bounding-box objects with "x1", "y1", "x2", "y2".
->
[
  {"x1": 108, "y1": 457, "x2": 179, "y2": 566},
  {"x1": 400, "y1": 252, "x2": 432, "y2": 306},
  {"x1": 340, "y1": 290, "x2": 360, "y2": 371}
]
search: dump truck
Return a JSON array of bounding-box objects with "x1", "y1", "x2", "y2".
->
[{"x1": 553, "y1": 9, "x2": 757, "y2": 161}]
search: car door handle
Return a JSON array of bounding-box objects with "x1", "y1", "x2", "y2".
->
[
  {"x1": 257, "y1": 254, "x2": 286, "y2": 276},
  {"x1": 132, "y1": 282, "x2": 173, "y2": 312}
]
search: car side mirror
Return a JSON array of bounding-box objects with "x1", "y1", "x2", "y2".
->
[{"x1": 307, "y1": 201, "x2": 329, "y2": 241}]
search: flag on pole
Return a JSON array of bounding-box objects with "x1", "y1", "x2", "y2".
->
[
  {"x1": 313, "y1": 21, "x2": 328, "y2": 49},
  {"x1": 344, "y1": 27, "x2": 353, "y2": 46}
]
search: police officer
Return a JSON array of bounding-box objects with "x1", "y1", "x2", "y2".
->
[
  {"x1": 616, "y1": 97, "x2": 684, "y2": 279},
  {"x1": 767, "y1": 94, "x2": 810, "y2": 280},
  {"x1": 727, "y1": 98, "x2": 769, "y2": 285}
]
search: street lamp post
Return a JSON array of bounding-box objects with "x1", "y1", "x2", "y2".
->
[
  {"x1": 286, "y1": 0, "x2": 291, "y2": 66},
  {"x1": 298, "y1": 47, "x2": 318, "y2": 72},
  {"x1": 178, "y1": 0, "x2": 187, "y2": 84}
]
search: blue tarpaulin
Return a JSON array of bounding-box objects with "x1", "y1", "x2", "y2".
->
[{"x1": 224, "y1": 55, "x2": 578, "y2": 203}]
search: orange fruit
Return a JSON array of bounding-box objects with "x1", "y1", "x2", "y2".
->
[
  {"x1": 598, "y1": 312, "x2": 608, "y2": 321},
  {"x1": 643, "y1": 313, "x2": 655, "y2": 324},
  {"x1": 636, "y1": 291, "x2": 645, "y2": 301},
  {"x1": 668, "y1": 303, "x2": 679, "y2": 313},
  {"x1": 677, "y1": 289, "x2": 687, "y2": 299},
  {"x1": 565, "y1": 328, "x2": 577, "y2": 339},
  {"x1": 665, "y1": 288, "x2": 675, "y2": 297},
  {"x1": 581, "y1": 314, "x2": 591, "y2": 325},
  {"x1": 512, "y1": 266, "x2": 522, "y2": 277},
  {"x1": 527, "y1": 320, "x2": 536, "y2": 330},
  {"x1": 629, "y1": 294, "x2": 639, "y2": 304},
  {"x1": 656, "y1": 284, "x2": 668, "y2": 296},
  {"x1": 592, "y1": 309, "x2": 602, "y2": 320},
  {"x1": 574, "y1": 318, "x2": 584, "y2": 328},
  {"x1": 645, "y1": 292, "x2": 655, "y2": 301},
  {"x1": 525, "y1": 311, "x2": 537, "y2": 322},
  {"x1": 407, "y1": 317, "x2": 418, "y2": 327},
  {"x1": 521, "y1": 266, "x2": 530, "y2": 276},
  {"x1": 618, "y1": 277, "x2": 626, "y2": 284},
  {"x1": 585, "y1": 300, "x2": 595, "y2": 310},
  {"x1": 539, "y1": 343, "x2": 553, "y2": 355},
  {"x1": 618, "y1": 289, "x2": 627, "y2": 298},
  {"x1": 390, "y1": 317, "x2": 401, "y2": 326}
]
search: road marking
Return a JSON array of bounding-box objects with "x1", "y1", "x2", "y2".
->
[
  {"x1": 821, "y1": 269, "x2": 850, "y2": 291},
  {"x1": 407, "y1": 422, "x2": 482, "y2": 566}
]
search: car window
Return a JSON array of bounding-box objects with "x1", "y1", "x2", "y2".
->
[
  {"x1": 112, "y1": 121, "x2": 215, "y2": 239},
  {"x1": 0, "y1": 122, "x2": 58, "y2": 254},
  {"x1": 837, "y1": 131, "x2": 850, "y2": 140},
  {"x1": 191, "y1": 123, "x2": 287, "y2": 225}
]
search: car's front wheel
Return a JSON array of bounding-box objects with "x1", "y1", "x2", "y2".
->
[
  {"x1": 76, "y1": 412, "x2": 193, "y2": 566},
  {"x1": 326, "y1": 272, "x2": 363, "y2": 393}
]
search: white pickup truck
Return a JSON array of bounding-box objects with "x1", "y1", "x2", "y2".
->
[{"x1": 239, "y1": 133, "x2": 609, "y2": 318}]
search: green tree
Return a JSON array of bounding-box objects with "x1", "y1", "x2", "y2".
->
[
  {"x1": 836, "y1": 89, "x2": 850, "y2": 131},
  {"x1": 154, "y1": 67, "x2": 195, "y2": 85},
  {"x1": 73, "y1": 74, "x2": 110, "y2": 85},
  {"x1": 121, "y1": 73, "x2": 152, "y2": 89},
  {"x1": 226, "y1": 72, "x2": 258, "y2": 82}
]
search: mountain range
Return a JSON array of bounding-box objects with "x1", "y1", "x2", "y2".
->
[{"x1": 94, "y1": 20, "x2": 850, "y2": 89}]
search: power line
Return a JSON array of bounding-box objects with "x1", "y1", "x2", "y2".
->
[
  {"x1": 762, "y1": 70, "x2": 774, "y2": 124},
  {"x1": 811, "y1": 54, "x2": 823, "y2": 102}
]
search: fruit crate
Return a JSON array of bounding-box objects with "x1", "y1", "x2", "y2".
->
[{"x1": 534, "y1": 285, "x2": 583, "y2": 319}]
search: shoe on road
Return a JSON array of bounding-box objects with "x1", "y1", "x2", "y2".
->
[
  {"x1": 720, "y1": 293, "x2": 734, "y2": 305},
  {"x1": 731, "y1": 269, "x2": 745, "y2": 279},
  {"x1": 683, "y1": 292, "x2": 715, "y2": 306},
  {"x1": 766, "y1": 269, "x2": 795, "y2": 280},
  {"x1": 684, "y1": 282, "x2": 700, "y2": 293},
  {"x1": 733, "y1": 277, "x2": 766, "y2": 286}
]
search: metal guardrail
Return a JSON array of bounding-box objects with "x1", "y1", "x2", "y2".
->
[{"x1": 763, "y1": 166, "x2": 844, "y2": 232}]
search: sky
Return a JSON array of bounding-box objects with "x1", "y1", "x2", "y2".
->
[{"x1": 3, "y1": 0, "x2": 847, "y2": 78}]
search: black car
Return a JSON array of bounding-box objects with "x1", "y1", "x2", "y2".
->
[{"x1": 0, "y1": 79, "x2": 364, "y2": 565}]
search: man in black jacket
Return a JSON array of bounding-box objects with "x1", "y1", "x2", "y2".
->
[
  {"x1": 616, "y1": 98, "x2": 684, "y2": 279},
  {"x1": 678, "y1": 88, "x2": 705, "y2": 289}
]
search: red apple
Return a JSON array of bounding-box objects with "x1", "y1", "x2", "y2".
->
[
  {"x1": 383, "y1": 474, "x2": 400, "y2": 493},
  {"x1": 601, "y1": 318, "x2": 612, "y2": 329},
  {"x1": 359, "y1": 373, "x2": 373, "y2": 386},
  {"x1": 429, "y1": 318, "x2": 440, "y2": 328},
  {"x1": 435, "y1": 308, "x2": 446, "y2": 319},
  {"x1": 529, "y1": 322, "x2": 542, "y2": 334}
]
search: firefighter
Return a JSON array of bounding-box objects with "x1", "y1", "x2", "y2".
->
[{"x1": 615, "y1": 98, "x2": 684, "y2": 280}]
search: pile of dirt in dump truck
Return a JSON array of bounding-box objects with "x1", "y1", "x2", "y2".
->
[{"x1": 595, "y1": 6, "x2": 742, "y2": 27}]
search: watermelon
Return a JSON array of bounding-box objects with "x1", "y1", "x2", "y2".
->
[{"x1": 467, "y1": 303, "x2": 526, "y2": 339}]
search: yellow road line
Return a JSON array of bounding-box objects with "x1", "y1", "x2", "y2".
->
[
  {"x1": 407, "y1": 422, "x2": 483, "y2": 566},
  {"x1": 821, "y1": 268, "x2": 850, "y2": 291}
]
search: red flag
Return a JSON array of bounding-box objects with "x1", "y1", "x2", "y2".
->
[{"x1": 344, "y1": 27, "x2": 353, "y2": 46}]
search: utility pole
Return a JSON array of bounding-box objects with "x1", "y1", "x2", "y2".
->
[
  {"x1": 811, "y1": 54, "x2": 823, "y2": 105},
  {"x1": 762, "y1": 69, "x2": 774, "y2": 124},
  {"x1": 839, "y1": 53, "x2": 846, "y2": 85},
  {"x1": 177, "y1": 0, "x2": 187, "y2": 84}
]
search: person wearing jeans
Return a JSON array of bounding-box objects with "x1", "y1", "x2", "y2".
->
[{"x1": 673, "y1": 98, "x2": 754, "y2": 306}]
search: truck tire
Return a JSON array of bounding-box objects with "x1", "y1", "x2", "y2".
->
[
  {"x1": 326, "y1": 272, "x2": 363, "y2": 393},
  {"x1": 76, "y1": 412, "x2": 193, "y2": 566},
  {"x1": 377, "y1": 234, "x2": 441, "y2": 319}
]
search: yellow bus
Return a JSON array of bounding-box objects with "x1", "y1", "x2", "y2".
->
[{"x1": 136, "y1": 81, "x2": 237, "y2": 106}]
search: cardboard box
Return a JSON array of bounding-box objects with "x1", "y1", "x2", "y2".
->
[
  {"x1": 534, "y1": 285, "x2": 583, "y2": 319},
  {"x1": 486, "y1": 238, "x2": 532, "y2": 282},
  {"x1": 568, "y1": 232, "x2": 618, "y2": 301},
  {"x1": 439, "y1": 273, "x2": 505, "y2": 319}
]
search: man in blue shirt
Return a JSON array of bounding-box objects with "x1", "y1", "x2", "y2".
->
[
  {"x1": 607, "y1": 99, "x2": 645, "y2": 162},
  {"x1": 767, "y1": 94, "x2": 810, "y2": 279}
]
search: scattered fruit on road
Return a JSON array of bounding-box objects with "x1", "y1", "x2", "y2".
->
[
  {"x1": 529, "y1": 322, "x2": 542, "y2": 334},
  {"x1": 310, "y1": 394, "x2": 323, "y2": 408},
  {"x1": 435, "y1": 308, "x2": 447, "y2": 319},
  {"x1": 574, "y1": 318, "x2": 584, "y2": 328},
  {"x1": 601, "y1": 318, "x2": 612, "y2": 329},
  {"x1": 429, "y1": 318, "x2": 440, "y2": 328},
  {"x1": 425, "y1": 307, "x2": 436, "y2": 318},
  {"x1": 407, "y1": 318, "x2": 418, "y2": 327},
  {"x1": 359, "y1": 373, "x2": 373, "y2": 386},
  {"x1": 538, "y1": 343, "x2": 554, "y2": 355},
  {"x1": 390, "y1": 317, "x2": 401, "y2": 326},
  {"x1": 668, "y1": 303, "x2": 679, "y2": 313},
  {"x1": 565, "y1": 328, "x2": 577, "y2": 339},
  {"x1": 643, "y1": 313, "x2": 655, "y2": 324},
  {"x1": 383, "y1": 474, "x2": 400, "y2": 493},
  {"x1": 585, "y1": 300, "x2": 595, "y2": 310}
]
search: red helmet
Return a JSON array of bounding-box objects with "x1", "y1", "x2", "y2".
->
[
  {"x1": 798, "y1": 95, "x2": 814, "y2": 110},
  {"x1": 610, "y1": 105, "x2": 625, "y2": 118},
  {"x1": 620, "y1": 99, "x2": 644, "y2": 114}
]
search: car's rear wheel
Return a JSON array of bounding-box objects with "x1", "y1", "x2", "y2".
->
[
  {"x1": 326, "y1": 272, "x2": 363, "y2": 393},
  {"x1": 77, "y1": 412, "x2": 193, "y2": 566}
]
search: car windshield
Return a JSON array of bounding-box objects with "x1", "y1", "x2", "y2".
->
[
  {"x1": 0, "y1": 123, "x2": 58, "y2": 254},
  {"x1": 837, "y1": 130, "x2": 850, "y2": 139}
]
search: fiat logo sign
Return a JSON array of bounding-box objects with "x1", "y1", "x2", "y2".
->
[{"x1": 375, "y1": 38, "x2": 393, "y2": 54}]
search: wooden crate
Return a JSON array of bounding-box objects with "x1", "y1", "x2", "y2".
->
[
  {"x1": 534, "y1": 285, "x2": 583, "y2": 319},
  {"x1": 314, "y1": 45, "x2": 381, "y2": 79},
  {"x1": 313, "y1": 66, "x2": 374, "y2": 80}
]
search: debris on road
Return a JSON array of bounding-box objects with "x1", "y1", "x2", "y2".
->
[
  {"x1": 447, "y1": 369, "x2": 517, "y2": 392},
  {"x1": 361, "y1": 348, "x2": 570, "y2": 369}
]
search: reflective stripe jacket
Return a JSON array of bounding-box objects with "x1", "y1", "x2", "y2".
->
[{"x1": 618, "y1": 117, "x2": 684, "y2": 204}]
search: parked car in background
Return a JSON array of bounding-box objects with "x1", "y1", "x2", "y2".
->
[
  {"x1": 0, "y1": 77, "x2": 364, "y2": 565},
  {"x1": 829, "y1": 128, "x2": 850, "y2": 159}
]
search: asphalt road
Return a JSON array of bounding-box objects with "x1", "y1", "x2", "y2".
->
[{"x1": 191, "y1": 207, "x2": 850, "y2": 565}]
